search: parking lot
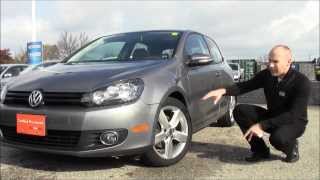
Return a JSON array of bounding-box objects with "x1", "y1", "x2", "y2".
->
[{"x1": 0, "y1": 106, "x2": 319, "y2": 180}]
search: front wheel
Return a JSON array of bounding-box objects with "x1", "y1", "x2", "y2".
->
[
  {"x1": 142, "y1": 97, "x2": 192, "y2": 167},
  {"x1": 217, "y1": 96, "x2": 236, "y2": 127}
]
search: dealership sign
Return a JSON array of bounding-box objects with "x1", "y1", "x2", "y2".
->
[{"x1": 27, "y1": 41, "x2": 43, "y2": 65}]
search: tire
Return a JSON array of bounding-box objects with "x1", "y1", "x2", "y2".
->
[
  {"x1": 217, "y1": 96, "x2": 236, "y2": 127},
  {"x1": 142, "y1": 97, "x2": 192, "y2": 167}
]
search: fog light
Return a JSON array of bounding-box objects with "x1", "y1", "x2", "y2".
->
[{"x1": 100, "y1": 131, "x2": 119, "y2": 145}]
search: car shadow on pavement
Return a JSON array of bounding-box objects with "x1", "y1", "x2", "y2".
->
[
  {"x1": 0, "y1": 147, "x2": 144, "y2": 172},
  {"x1": 190, "y1": 141, "x2": 282, "y2": 165}
]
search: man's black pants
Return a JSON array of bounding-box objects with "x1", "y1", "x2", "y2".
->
[{"x1": 233, "y1": 104, "x2": 306, "y2": 155}]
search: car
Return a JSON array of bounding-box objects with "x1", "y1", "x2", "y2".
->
[
  {"x1": 20, "y1": 60, "x2": 60, "y2": 75},
  {"x1": 0, "y1": 30, "x2": 235, "y2": 166},
  {"x1": 0, "y1": 61, "x2": 59, "y2": 91},
  {"x1": 0, "y1": 64, "x2": 28, "y2": 91},
  {"x1": 228, "y1": 62, "x2": 241, "y2": 82}
]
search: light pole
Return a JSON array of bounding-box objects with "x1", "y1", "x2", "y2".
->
[
  {"x1": 32, "y1": 0, "x2": 36, "y2": 42},
  {"x1": 27, "y1": 0, "x2": 42, "y2": 65}
]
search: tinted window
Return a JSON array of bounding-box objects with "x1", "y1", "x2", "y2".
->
[
  {"x1": 66, "y1": 31, "x2": 182, "y2": 63},
  {"x1": 3, "y1": 66, "x2": 26, "y2": 78},
  {"x1": 184, "y1": 34, "x2": 210, "y2": 56},
  {"x1": 229, "y1": 64, "x2": 239, "y2": 70},
  {"x1": 205, "y1": 37, "x2": 223, "y2": 63}
]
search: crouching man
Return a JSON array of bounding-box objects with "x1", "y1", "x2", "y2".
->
[{"x1": 203, "y1": 45, "x2": 311, "y2": 163}]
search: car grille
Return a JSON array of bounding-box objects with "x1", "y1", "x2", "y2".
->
[
  {"x1": 0, "y1": 125, "x2": 81, "y2": 150},
  {"x1": 4, "y1": 91, "x2": 84, "y2": 106},
  {"x1": 0, "y1": 125, "x2": 128, "y2": 151}
]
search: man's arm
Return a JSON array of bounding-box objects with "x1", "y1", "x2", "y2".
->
[
  {"x1": 225, "y1": 69, "x2": 267, "y2": 96},
  {"x1": 203, "y1": 69, "x2": 267, "y2": 103},
  {"x1": 260, "y1": 77, "x2": 311, "y2": 130}
]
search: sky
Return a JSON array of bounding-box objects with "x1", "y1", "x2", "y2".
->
[{"x1": 1, "y1": 0, "x2": 319, "y2": 61}]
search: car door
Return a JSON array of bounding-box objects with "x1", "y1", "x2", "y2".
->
[
  {"x1": 184, "y1": 34, "x2": 222, "y2": 127},
  {"x1": 205, "y1": 37, "x2": 233, "y2": 117}
]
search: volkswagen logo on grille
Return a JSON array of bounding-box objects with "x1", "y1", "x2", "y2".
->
[{"x1": 29, "y1": 90, "x2": 43, "y2": 107}]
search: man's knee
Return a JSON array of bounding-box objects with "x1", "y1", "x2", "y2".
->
[
  {"x1": 269, "y1": 133, "x2": 290, "y2": 151},
  {"x1": 233, "y1": 104, "x2": 247, "y2": 119},
  {"x1": 233, "y1": 104, "x2": 253, "y2": 124}
]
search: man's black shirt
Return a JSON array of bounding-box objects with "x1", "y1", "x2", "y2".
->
[{"x1": 225, "y1": 68, "x2": 311, "y2": 130}]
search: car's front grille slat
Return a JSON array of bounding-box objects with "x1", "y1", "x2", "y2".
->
[
  {"x1": 0, "y1": 125, "x2": 116, "y2": 150},
  {"x1": 1, "y1": 126, "x2": 81, "y2": 149},
  {"x1": 4, "y1": 91, "x2": 84, "y2": 106}
]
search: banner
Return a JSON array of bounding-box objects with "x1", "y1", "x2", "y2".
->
[{"x1": 27, "y1": 41, "x2": 42, "y2": 65}]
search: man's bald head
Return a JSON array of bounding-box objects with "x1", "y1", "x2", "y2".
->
[
  {"x1": 268, "y1": 45, "x2": 293, "y2": 78},
  {"x1": 269, "y1": 45, "x2": 292, "y2": 61}
]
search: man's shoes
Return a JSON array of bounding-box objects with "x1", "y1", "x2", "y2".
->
[
  {"x1": 282, "y1": 140, "x2": 299, "y2": 163},
  {"x1": 245, "y1": 149, "x2": 270, "y2": 162}
]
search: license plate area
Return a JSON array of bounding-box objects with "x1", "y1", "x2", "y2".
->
[{"x1": 16, "y1": 114, "x2": 46, "y2": 136}]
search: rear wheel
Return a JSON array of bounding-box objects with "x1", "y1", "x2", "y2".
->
[
  {"x1": 142, "y1": 97, "x2": 192, "y2": 167},
  {"x1": 217, "y1": 96, "x2": 236, "y2": 127}
]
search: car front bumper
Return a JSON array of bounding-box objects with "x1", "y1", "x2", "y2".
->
[{"x1": 0, "y1": 100, "x2": 159, "y2": 157}]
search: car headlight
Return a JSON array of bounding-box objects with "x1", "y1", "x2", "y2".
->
[
  {"x1": 0, "y1": 85, "x2": 8, "y2": 104},
  {"x1": 81, "y1": 78, "x2": 144, "y2": 106}
]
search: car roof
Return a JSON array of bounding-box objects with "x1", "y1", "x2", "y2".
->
[{"x1": 102, "y1": 30, "x2": 201, "y2": 37}]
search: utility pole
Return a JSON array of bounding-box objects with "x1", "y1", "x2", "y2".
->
[
  {"x1": 27, "y1": 0, "x2": 42, "y2": 64},
  {"x1": 32, "y1": 0, "x2": 36, "y2": 41}
]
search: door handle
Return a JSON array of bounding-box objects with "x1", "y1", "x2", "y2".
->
[{"x1": 215, "y1": 72, "x2": 221, "y2": 77}]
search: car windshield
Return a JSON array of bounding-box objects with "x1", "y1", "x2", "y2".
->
[
  {"x1": 66, "y1": 31, "x2": 182, "y2": 64},
  {"x1": 229, "y1": 64, "x2": 239, "y2": 70},
  {"x1": 0, "y1": 66, "x2": 8, "y2": 74}
]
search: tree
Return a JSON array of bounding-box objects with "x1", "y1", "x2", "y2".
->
[
  {"x1": 57, "y1": 31, "x2": 78, "y2": 59},
  {"x1": 43, "y1": 44, "x2": 59, "y2": 60},
  {"x1": 13, "y1": 47, "x2": 27, "y2": 64},
  {"x1": 0, "y1": 48, "x2": 14, "y2": 64},
  {"x1": 78, "y1": 32, "x2": 89, "y2": 48},
  {"x1": 57, "y1": 31, "x2": 90, "y2": 60}
]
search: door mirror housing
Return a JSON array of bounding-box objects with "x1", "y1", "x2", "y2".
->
[{"x1": 186, "y1": 53, "x2": 213, "y2": 66}]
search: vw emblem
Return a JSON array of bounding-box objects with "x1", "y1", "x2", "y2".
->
[{"x1": 29, "y1": 90, "x2": 43, "y2": 107}]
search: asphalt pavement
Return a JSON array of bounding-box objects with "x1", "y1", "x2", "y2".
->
[{"x1": 1, "y1": 106, "x2": 319, "y2": 180}]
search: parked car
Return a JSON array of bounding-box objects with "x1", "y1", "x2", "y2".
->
[
  {"x1": 0, "y1": 30, "x2": 235, "y2": 166},
  {"x1": 228, "y1": 62, "x2": 241, "y2": 82},
  {"x1": 0, "y1": 64, "x2": 28, "y2": 91},
  {"x1": 20, "y1": 60, "x2": 60, "y2": 75}
]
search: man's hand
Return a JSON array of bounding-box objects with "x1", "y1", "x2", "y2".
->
[
  {"x1": 244, "y1": 123, "x2": 265, "y2": 142},
  {"x1": 202, "y1": 88, "x2": 226, "y2": 104}
]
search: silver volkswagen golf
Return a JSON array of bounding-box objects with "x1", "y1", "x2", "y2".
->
[{"x1": 0, "y1": 30, "x2": 235, "y2": 166}]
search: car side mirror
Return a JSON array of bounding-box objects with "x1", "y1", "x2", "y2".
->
[
  {"x1": 186, "y1": 53, "x2": 213, "y2": 66},
  {"x1": 3, "y1": 73, "x2": 12, "y2": 78}
]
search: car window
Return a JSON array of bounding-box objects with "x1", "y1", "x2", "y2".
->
[
  {"x1": 229, "y1": 64, "x2": 239, "y2": 70},
  {"x1": 184, "y1": 34, "x2": 210, "y2": 57},
  {"x1": 3, "y1": 66, "x2": 26, "y2": 78},
  {"x1": 205, "y1": 37, "x2": 223, "y2": 63},
  {"x1": 130, "y1": 42, "x2": 149, "y2": 59},
  {"x1": 66, "y1": 31, "x2": 182, "y2": 63},
  {"x1": 0, "y1": 66, "x2": 8, "y2": 74},
  {"x1": 77, "y1": 41, "x2": 126, "y2": 61}
]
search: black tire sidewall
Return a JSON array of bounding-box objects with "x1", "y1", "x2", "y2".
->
[{"x1": 218, "y1": 96, "x2": 236, "y2": 127}]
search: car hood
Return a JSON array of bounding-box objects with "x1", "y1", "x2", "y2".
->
[{"x1": 8, "y1": 60, "x2": 168, "y2": 92}]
